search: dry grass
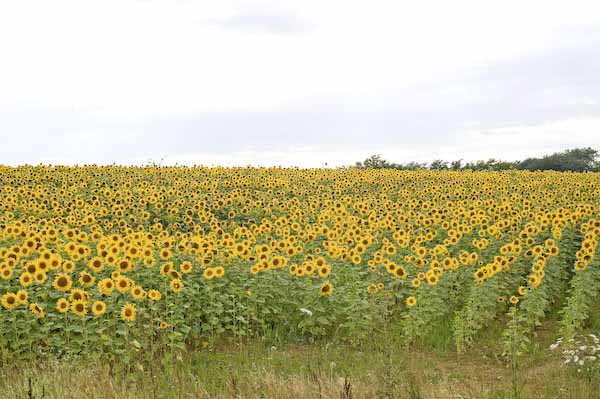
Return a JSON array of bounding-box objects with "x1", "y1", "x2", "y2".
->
[{"x1": 1, "y1": 344, "x2": 598, "y2": 399}]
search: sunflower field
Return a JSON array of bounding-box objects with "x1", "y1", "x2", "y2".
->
[{"x1": 1, "y1": 166, "x2": 599, "y2": 365}]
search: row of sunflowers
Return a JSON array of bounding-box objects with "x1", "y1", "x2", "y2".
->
[{"x1": 0, "y1": 167, "x2": 599, "y2": 362}]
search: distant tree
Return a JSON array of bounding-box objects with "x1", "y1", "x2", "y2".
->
[
  {"x1": 403, "y1": 161, "x2": 428, "y2": 170},
  {"x1": 518, "y1": 147, "x2": 598, "y2": 172},
  {"x1": 353, "y1": 148, "x2": 597, "y2": 172},
  {"x1": 356, "y1": 154, "x2": 390, "y2": 169},
  {"x1": 463, "y1": 158, "x2": 519, "y2": 171},
  {"x1": 464, "y1": 160, "x2": 488, "y2": 171},
  {"x1": 356, "y1": 154, "x2": 404, "y2": 169},
  {"x1": 430, "y1": 159, "x2": 449, "y2": 170},
  {"x1": 494, "y1": 160, "x2": 519, "y2": 170},
  {"x1": 450, "y1": 160, "x2": 463, "y2": 170}
]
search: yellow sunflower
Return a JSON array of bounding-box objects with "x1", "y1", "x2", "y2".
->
[
  {"x1": 170, "y1": 279, "x2": 184, "y2": 293},
  {"x1": 56, "y1": 298, "x2": 70, "y2": 313},
  {"x1": 92, "y1": 301, "x2": 107, "y2": 316},
  {"x1": 29, "y1": 303, "x2": 45, "y2": 318},
  {"x1": 319, "y1": 282, "x2": 333, "y2": 297},
  {"x1": 148, "y1": 289, "x2": 162, "y2": 301},
  {"x1": 1, "y1": 292, "x2": 19, "y2": 310},
  {"x1": 53, "y1": 273, "x2": 73, "y2": 292},
  {"x1": 71, "y1": 300, "x2": 88, "y2": 317},
  {"x1": 121, "y1": 303, "x2": 136, "y2": 322}
]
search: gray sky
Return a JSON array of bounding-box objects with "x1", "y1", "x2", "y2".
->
[{"x1": 1, "y1": 0, "x2": 599, "y2": 167}]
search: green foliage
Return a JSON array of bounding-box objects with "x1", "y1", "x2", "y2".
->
[
  {"x1": 519, "y1": 148, "x2": 599, "y2": 172},
  {"x1": 559, "y1": 260, "x2": 600, "y2": 341},
  {"x1": 355, "y1": 147, "x2": 598, "y2": 172},
  {"x1": 354, "y1": 154, "x2": 427, "y2": 170}
]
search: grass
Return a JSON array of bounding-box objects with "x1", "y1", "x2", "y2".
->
[
  {"x1": 1, "y1": 344, "x2": 597, "y2": 399},
  {"x1": 1, "y1": 318, "x2": 599, "y2": 399}
]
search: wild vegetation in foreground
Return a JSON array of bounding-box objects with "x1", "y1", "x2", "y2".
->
[
  {"x1": 0, "y1": 167, "x2": 599, "y2": 398},
  {"x1": 2, "y1": 315, "x2": 599, "y2": 399}
]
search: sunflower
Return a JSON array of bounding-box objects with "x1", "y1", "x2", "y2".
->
[
  {"x1": 98, "y1": 278, "x2": 115, "y2": 296},
  {"x1": 117, "y1": 259, "x2": 132, "y2": 273},
  {"x1": 126, "y1": 246, "x2": 140, "y2": 258},
  {"x1": 426, "y1": 274, "x2": 439, "y2": 286},
  {"x1": 0, "y1": 268, "x2": 13, "y2": 280},
  {"x1": 159, "y1": 248, "x2": 172, "y2": 260},
  {"x1": 148, "y1": 289, "x2": 162, "y2": 301},
  {"x1": 115, "y1": 276, "x2": 131, "y2": 293},
  {"x1": 394, "y1": 266, "x2": 407, "y2": 279},
  {"x1": 386, "y1": 263, "x2": 396, "y2": 273},
  {"x1": 29, "y1": 303, "x2": 45, "y2": 318},
  {"x1": 159, "y1": 321, "x2": 170, "y2": 330},
  {"x1": 56, "y1": 298, "x2": 70, "y2": 313},
  {"x1": 304, "y1": 262, "x2": 315, "y2": 275},
  {"x1": 71, "y1": 300, "x2": 88, "y2": 317},
  {"x1": 574, "y1": 261, "x2": 586, "y2": 271},
  {"x1": 121, "y1": 303, "x2": 136, "y2": 322},
  {"x1": 318, "y1": 265, "x2": 331, "y2": 278},
  {"x1": 143, "y1": 257, "x2": 155, "y2": 268},
  {"x1": 170, "y1": 279, "x2": 184, "y2": 293},
  {"x1": 88, "y1": 257, "x2": 104, "y2": 273},
  {"x1": 160, "y1": 262, "x2": 173, "y2": 276},
  {"x1": 62, "y1": 260, "x2": 75, "y2": 273},
  {"x1": 168, "y1": 270, "x2": 181, "y2": 280},
  {"x1": 509, "y1": 295, "x2": 519, "y2": 305},
  {"x1": 19, "y1": 272, "x2": 34, "y2": 287},
  {"x1": 131, "y1": 285, "x2": 146, "y2": 300},
  {"x1": 406, "y1": 296, "x2": 417, "y2": 307},
  {"x1": 474, "y1": 269, "x2": 486, "y2": 282},
  {"x1": 319, "y1": 282, "x2": 333, "y2": 297},
  {"x1": 528, "y1": 274, "x2": 541, "y2": 288},
  {"x1": 180, "y1": 261, "x2": 193, "y2": 274},
  {"x1": 213, "y1": 266, "x2": 224, "y2": 278},
  {"x1": 1, "y1": 292, "x2": 18, "y2": 310},
  {"x1": 203, "y1": 267, "x2": 215, "y2": 280},
  {"x1": 16, "y1": 289, "x2": 28, "y2": 305},
  {"x1": 25, "y1": 262, "x2": 38, "y2": 274},
  {"x1": 32, "y1": 270, "x2": 47, "y2": 284},
  {"x1": 91, "y1": 300, "x2": 107, "y2": 316},
  {"x1": 69, "y1": 288, "x2": 89, "y2": 303},
  {"x1": 48, "y1": 257, "x2": 61, "y2": 270},
  {"x1": 79, "y1": 271, "x2": 95, "y2": 287},
  {"x1": 53, "y1": 273, "x2": 73, "y2": 292}
]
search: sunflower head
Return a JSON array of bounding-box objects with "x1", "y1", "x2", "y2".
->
[
  {"x1": 92, "y1": 301, "x2": 107, "y2": 316},
  {"x1": 319, "y1": 282, "x2": 333, "y2": 297},
  {"x1": 121, "y1": 303, "x2": 137, "y2": 322},
  {"x1": 56, "y1": 298, "x2": 70, "y2": 313},
  {"x1": 71, "y1": 300, "x2": 88, "y2": 317}
]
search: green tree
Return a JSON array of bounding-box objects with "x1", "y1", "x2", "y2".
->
[
  {"x1": 450, "y1": 160, "x2": 463, "y2": 170},
  {"x1": 429, "y1": 159, "x2": 449, "y2": 170},
  {"x1": 518, "y1": 147, "x2": 598, "y2": 172}
]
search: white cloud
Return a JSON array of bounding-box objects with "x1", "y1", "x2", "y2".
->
[
  {"x1": 0, "y1": 0, "x2": 599, "y2": 166},
  {"x1": 117, "y1": 116, "x2": 600, "y2": 167},
  {"x1": 204, "y1": 6, "x2": 315, "y2": 34}
]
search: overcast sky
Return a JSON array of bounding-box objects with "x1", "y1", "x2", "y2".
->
[{"x1": 1, "y1": 0, "x2": 599, "y2": 167}]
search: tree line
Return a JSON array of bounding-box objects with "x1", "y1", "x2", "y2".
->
[{"x1": 353, "y1": 147, "x2": 599, "y2": 172}]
